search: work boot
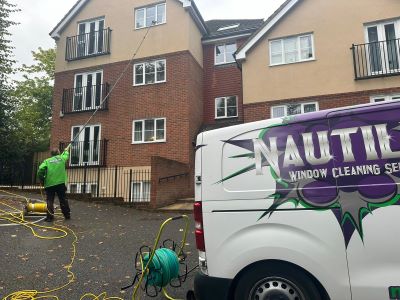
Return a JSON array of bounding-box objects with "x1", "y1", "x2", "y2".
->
[
  {"x1": 64, "y1": 214, "x2": 71, "y2": 220},
  {"x1": 44, "y1": 217, "x2": 54, "y2": 222}
]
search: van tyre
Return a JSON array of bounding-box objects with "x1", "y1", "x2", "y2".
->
[{"x1": 234, "y1": 262, "x2": 321, "y2": 300}]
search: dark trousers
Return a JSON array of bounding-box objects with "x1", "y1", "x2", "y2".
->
[{"x1": 45, "y1": 183, "x2": 70, "y2": 219}]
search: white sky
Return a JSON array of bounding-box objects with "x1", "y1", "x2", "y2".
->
[{"x1": 9, "y1": 0, "x2": 285, "y2": 73}]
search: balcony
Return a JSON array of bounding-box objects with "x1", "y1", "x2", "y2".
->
[
  {"x1": 65, "y1": 28, "x2": 111, "y2": 61},
  {"x1": 351, "y1": 38, "x2": 400, "y2": 80},
  {"x1": 62, "y1": 83, "x2": 110, "y2": 114},
  {"x1": 60, "y1": 139, "x2": 108, "y2": 168}
]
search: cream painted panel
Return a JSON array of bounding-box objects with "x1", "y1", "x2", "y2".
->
[
  {"x1": 55, "y1": 0, "x2": 202, "y2": 73},
  {"x1": 242, "y1": 0, "x2": 400, "y2": 103}
]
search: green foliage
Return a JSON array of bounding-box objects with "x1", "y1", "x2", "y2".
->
[
  {"x1": 0, "y1": 0, "x2": 20, "y2": 163},
  {"x1": 12, "y1": 48, "x2": 55, "y2": 153}
]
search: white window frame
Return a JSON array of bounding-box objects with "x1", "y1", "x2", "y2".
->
[
  {"x1": 269, "y1": 33, "x2": 315, "y2": 66},
  {"x1": 70, "y1": 124, "x2": 101, "y2": 166},
  {"x1": 132, "y1": 118, "x2": 166, "y2": 144},
  {"x1": 370, "y1": 94, "x2": 400, "y2": 103},
  {"x1": 215, "y1": 96, "x2": 238, "y2": 119},
  {"x1": 73, "y1": 70, "x2": 103, "y2": 111},
  {"x1": 77, "y1": 18, "x2": 105, "y2": 56},
  {"x1": 135, "y1": 2, "x2": 166, "y2": 30},
  {"x1": 271, "y1": 102, "x2": 319, "y2": 118},
  {"x1": 133, "y1": 59, "x2": 166, "y2": 86},
  {"x1": 68, "y1": 183, "x2": 98, "y2": 196},
  {"x1": 364, "y1": 19, "x2": 400, "y2": 75},
  {"x1": 215, "y1": 42, "x2": 237, "y2": 65},
  {"x1": 131, "y1": 181, "x2": 151, "y2": 202}
]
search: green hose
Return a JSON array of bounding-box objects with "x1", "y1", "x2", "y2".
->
[{"x1": 142, "y1": 248, "x2": 180, "y2": 288}]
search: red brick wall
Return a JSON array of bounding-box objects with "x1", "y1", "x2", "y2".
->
[
  {"x1": 202, "y1": 38, "x2": 247, "y2": 125},
  {"x1": 244, "y1": 87, "x2": 400, "y2": 123},
  {"x1": 150, "y1": 156, "x2": 191, "y2": 208},
  {"x1": 51, "y1": 51, "x2": 203, "y2": 169}
]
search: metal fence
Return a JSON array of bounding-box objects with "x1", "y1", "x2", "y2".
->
[
  {"x1": 351, "y1": 38, "x2": 400, "y2": 80},
  {"x1": 0, "y1": 164, "x2": 151, "y2": 203},
  {"x1": 65, "y1": 28, "x2": 112, "y2": 61}
]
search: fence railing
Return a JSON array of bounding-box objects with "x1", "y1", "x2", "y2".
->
[
  {"x1": 65, "y1": 28, "x2": 111, "y2": 61},
  {"x1": 351, "y1": 38, "x2": 400, "y2": 80},
  {"x1": 59, "y1": 140, "x2": 108, "y2": 168},
  {"x1": 62, "y1": 83, "x2": 110, "y2": 114},
  {"x1": 0, "y1": 164, "x2": 151, "y2": 203}
]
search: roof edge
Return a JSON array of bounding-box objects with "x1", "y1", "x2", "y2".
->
[
  {"x1": 235, "y1": 0, "x2": 301, "y2": 61},
  {"x1": 50, "y1": 0, "x2": 208, "y2": 40}
]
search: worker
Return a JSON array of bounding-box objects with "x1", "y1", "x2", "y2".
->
[{"x1": 37, "y1": 144, "x2": 71, "y2": 222}]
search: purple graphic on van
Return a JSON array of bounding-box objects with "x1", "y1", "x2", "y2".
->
[{"x1": 222, "y1": 104, "x2": 400, "y2": 246}]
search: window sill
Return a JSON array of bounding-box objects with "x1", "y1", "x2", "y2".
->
[
  {"x1": 215, "y1": 115, "x2": 239, "y2": 120},
  {"x1": 132, "y1": 140, "x2": 166, "y2": 145},
  {"x1": 270, "y1": 58, "x2": 316, "y2": 67},
  {"x1": 214, "y1": 61, "x2": 237, "y2": 66},
  {"x1": 133, "y1": 80, "x2": 166, "y2": 87},
  {"x1": 135, "y1": 22, "x2": 166, "y2": 31}
]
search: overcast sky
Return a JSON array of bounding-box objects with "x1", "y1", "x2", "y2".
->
[{"x1": 9, "y1": 0, "x2": 285, "y2": 74}]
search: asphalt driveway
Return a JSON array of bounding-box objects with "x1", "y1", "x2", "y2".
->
[{"x1": 0, "y1": 193, "x2": 197, "y2": 299}]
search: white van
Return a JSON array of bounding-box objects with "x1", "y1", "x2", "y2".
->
[{"x1": 192, "y1": 101, "x2": 400, "y2": 300}]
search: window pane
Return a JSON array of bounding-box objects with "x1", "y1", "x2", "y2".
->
[
  {"x1": 156, "y1": 119, "x2": 164, "y2": 130},
  {"x1": 135, "y1": 64, "x2": 144, "y2": 84},
  {"x1": 227, "y1": 107, "x2": 237, "y2": 117},
  {"x1": 226, "y1": 96, "x2": 237, "y2": 107},
  {"x1": 146, "y1": 6, "x2": 156, "y2": 27},
  {"x1": 144, "y1": 119, "x2": 155, "y2": 141},
  {"x1": 303, "y1": 103, "x2": 316, "y2": 113},
  {"x1": 272, "y1": 106, "x2": 285, "y2": 118},
  {"x1": 156, "y1": 60, "x2": 165, "y2": 82},
  {"x1": 373, "y1": 97, "x2": 385, "y2": 102},
  {"x1": 156, "y1": 119, "x2": 165, "y2": 139},
  {"x1": 287, "y1": 104, "x2": 301, "y2": 115},
  {"x1": 136, "y1": 9, "x2": 145, "y2": 28},
  {"x1": 216, "y1": 98, "x2": 225, "y2": 117},
  {"x1": 270, "y1": 40, "x2": 282, "y2": 54},
  {"x1": 134, "y1": 121, "x2": 143, "y2": 141},
  {"x1": 145, "y1": 62, "x2": 155, "y2": 84},
  {"x1": 391, "y1": 96, "x2": 400, "y2": 101},
  {"x1": 271, "y1": 54, "x2": 283, "y2": 65},
  {"x1": 215, "y1": 45, "x2": 225, "y2": 64},
  {"x1": 284, "y1": 37, "x2": 298, "y2": 63},
  {"x1": 143, "y1": 182, "x2": 151, "y2": 201},
  {"x1": 300, "y1": 35, "x2": 313, "y2": 60},
  {"x1": 225, "y1": 43, "x2": 237, "y2": 63},
  {"x1": 367, "y1": 26, "x2": 382, "y2": 73},
  {"x1": 157, "y1": 3, "x2": 166, "y2": 24}
]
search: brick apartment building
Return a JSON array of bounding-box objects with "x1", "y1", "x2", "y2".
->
[
  {"x1": 49, "y1": 0, "x2": 261, "y2": 206},
  {"x1": 49, "y1": 0, "x2": 400, "y2": 206}
]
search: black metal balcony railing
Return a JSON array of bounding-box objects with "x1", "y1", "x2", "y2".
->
[
  {"x1": 351, "y1": 38, "x2": 400, "y2": 80},
  {"x1": 65, "y1": 28, "x2": 111, "y2": 61},
  {"x1": 59, "y1": 139, "x2": 108, "y2": 168},
  {"x1": 62, "y1": 83, "x2": 110, "y2": 114}
]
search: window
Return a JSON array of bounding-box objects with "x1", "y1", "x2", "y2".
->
[
  {"x1": 215, "y1": 43, "x2": 237, "y2": 65},
  {"x1": 134, "y1": 59, "x2": 166, "y2": 86},
  {"x1": 71, "y1": 125, "x2": 101, "y2": 166},
  {"x1": 215, "y1": 96, "x2": 238, "y2": 119},
  {"x1": 77, "y1": 18, "x2": 105, "y2": 56},
  {"x1": 68, "y1": 183, "x2": 98, "y2": 196},
  {"x1": 73, "y1": 70, "x2": 103, "y2": 111},
  {"x1": 131, "y1": 181, "x2": 151, "y2": 202},
  {"x1": 132, "y1": 118, "x2": 166, "y2": 143},
  {"x1": 365, "y1": 20, "x2": 400, "y2": 73},
  {"x1": 271, "y1": 102, "x2": 318, "y2": 118},
  {"x1": 270, "y1": 34, "x2": 314, "y2": 66},
  {"x1": 371, "y1": 94, "x2": 400, "y2": 103},
  {"x1": 135, "y1": 3, "x2": 166, "y2": 29},
  {"x1": 217, "y1": 24, "x2": 240, "y2": 31}
]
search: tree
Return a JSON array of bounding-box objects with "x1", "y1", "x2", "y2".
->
[
  {"x1": 12, "y1": 48, "x2": 55, "y2": 153},
  {"x1": 0, "y1": 0, "x2": 20, "y2": 163}
]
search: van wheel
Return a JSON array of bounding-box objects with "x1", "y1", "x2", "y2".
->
[{"x1": 234, "y1": 262, "x2": 321, "y2": 300}]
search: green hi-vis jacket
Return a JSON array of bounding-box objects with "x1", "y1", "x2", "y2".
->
[{"x1": 37, "y1": 150, "x2": 69, "y2": 188}]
